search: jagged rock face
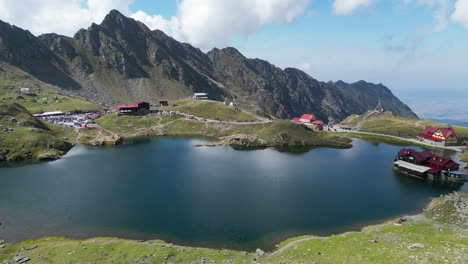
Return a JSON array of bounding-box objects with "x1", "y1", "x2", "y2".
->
[
  {"x1": 0, "y1": 21, "x2": 80, "y2": 89},
  {"x1": 39, "y1": 34, "x2": 77, "y2": 61},
  {"x1": 0, "y1": 10, "x2": 418, "y2": 121}
]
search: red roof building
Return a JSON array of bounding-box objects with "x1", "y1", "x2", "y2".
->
[
  {"x1": 396, "y1": 148, "x2": 459, "y2": 171},
  {"x1": 417, "y1": 126, "x2": 460, "y2": 146},
  {"x1": 311, "y1": 120, "x2": 324, "y2": 125},
  {"x1": 299, "y1": 114, "x2": 315, "y2": 123},
  {"x1": 116, "y1": 101, "x2": 150, "y2": 115}
]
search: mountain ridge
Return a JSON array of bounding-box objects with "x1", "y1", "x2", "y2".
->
[{"x1": 0, "y1": 10, "x2": 418, "y2": 121}]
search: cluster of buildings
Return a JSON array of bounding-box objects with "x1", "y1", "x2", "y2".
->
[
  {"x1": 34, "y1": 111, "x2": 100, "y2": 128},
  {"x1": 115, "y1": 93, "x2": 210, "y2": 116},
  {"x1": 394, "y1": 148, "x2": 465, "y2": 183},
  {"x1": 291, "y1": 114, "x2": 324, "y2": 130}
]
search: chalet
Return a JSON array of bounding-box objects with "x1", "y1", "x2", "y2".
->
[
  {"x1": 394, "y1": 148, "x2": 464, "y2": 182},
  {"x1": 417, "y1": 126, "x2": 460, "y2": 146},
  {"x1": 299, "y1": 114, "x2": 315, "y2": 123},
  {"x1": 116, "y1": 101, "x2": 150, "y2": 115},
  {"x1": 193, "y1": 93, "x2": 208, "y2": 100},
  {"x1": 19, "y1": 87, "x2": 33, "y2": 95},
  {"x1": 291, "y1": 114, "x2": 324, "y2": 130},
  {"x1": 311, "y1": 120, "x2": 324, "y2": 126}
]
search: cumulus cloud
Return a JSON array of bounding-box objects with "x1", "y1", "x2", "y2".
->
[
  {"x1": 332, "y1": 0, "x2": 377, "y2": 15},
  {"x1": 0, "y1": 0, "x2": 134, "y2": 36},
  {"x1": 132, "y1": 0, "x2": 310, "y2": 49},
  {"x1": 0, "y1": 0, "x2": 310, "y2": 48},
  {"x1": 451, "y1": 0, "x2": 468, "y2": 27},
  {"x1": 404, "y1": 0, "x2": 453, "y2": 31}
]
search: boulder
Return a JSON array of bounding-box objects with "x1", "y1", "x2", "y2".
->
[
  {"x1": 13, "y1": 254, "x2": 29, "y2": 263},
  {"x1": 37, "y1": 152, "x2": 60, "y2": 161},
  {"x1": 407, "y1": 243, "x2": 425, "y2": 251}
]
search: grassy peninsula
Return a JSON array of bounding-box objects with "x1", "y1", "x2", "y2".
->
[
  {"x1": 1, "y1": 192, "x2": 466, "y2": 264},
  {"x1": 0, "y1": 93, "x2": 352, "y2": 162},
  {"x1": 0, "y1": 103, "x2": 72, "y2": 161}
]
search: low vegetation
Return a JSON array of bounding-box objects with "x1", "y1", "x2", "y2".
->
[
  {"x1": 1, "y1": 192, "x2": 466, "y2": 264},
  {"x1": 0, "y1": 103, "x2": 73, "y2": 162},
  {"x1": 341, "y1": 111, "x2": 468, "y2": 139},
  {"x1": 461, "y1": 153, "x2": 468, "y2": 163},
  {"x1": 96, "y1": 114, "x2": 352, "y2": 150},
  {"x1": 165, "y1": 99, "x2": 261, "y2": 122},
  {"x1": 0, "y1": 64, "x2": 102, "y2": 114}
]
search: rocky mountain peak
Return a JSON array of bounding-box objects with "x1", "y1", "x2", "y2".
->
[{"x1": 0, "y1": 11, "x2": 418, "y2": 120}]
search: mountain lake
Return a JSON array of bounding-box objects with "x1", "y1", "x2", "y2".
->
[{"x1": 0, "y1": 138, "x2": 466, "y2": 250}]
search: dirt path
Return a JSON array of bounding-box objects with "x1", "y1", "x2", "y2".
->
[
  {"x1": 270, "y1": 237, "x2": 322, "y2": 256},
  {"x1": 336, "y1": 129, "x2": 464, "y2": 152}
]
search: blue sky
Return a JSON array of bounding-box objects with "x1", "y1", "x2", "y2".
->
[
  {"x1": 0, "y1": 0, "x2": 467, "y2": 120},
  {"x1": 127, "y1": 0, "x2": 468, "y2": 120}
]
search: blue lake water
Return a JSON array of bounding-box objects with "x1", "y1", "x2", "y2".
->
[{"x1": 0, "y1": 138, "x2": 465, "y2": 250}]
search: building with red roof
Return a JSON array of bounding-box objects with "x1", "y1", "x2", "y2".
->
[
  {"x1": 417, "y1": 126, "x2": 460, "y2": 146},
  {"x1": 116, "y1": 101, "x2": 150, "y2": 115},
  {"x1": 394, "y1": 148, "x2": 462, "y2": 182},
  {"x1": 299, "y1": 114, "x2": 315, "y2": 123}
]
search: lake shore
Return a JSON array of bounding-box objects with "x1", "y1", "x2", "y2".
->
[{"x1": 1, "y1": 192, "x2": 466, "y2": 264}]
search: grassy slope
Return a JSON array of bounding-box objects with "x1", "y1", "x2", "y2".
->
[
  {"x1": 0, "y1": 103, "x2": 74, "y2": 161},
  {"x1": 166, "y1": 99, "x2": 261, "y2": 122},
  {"x1": 0, "y1": 64, "x2": 102, "y2": 114},
  {"x1": 341, "y1": 111, "x2": 468, "y2": 139},
  {"x1": 460, "y1": 152, "x2": 468, "y2": 163},
  {"x1": 96, "y1": 114, "x2": 352, "y2": 149},
  {"x1": 1, "y1": 193, "x2": 466, "y2": 264}
]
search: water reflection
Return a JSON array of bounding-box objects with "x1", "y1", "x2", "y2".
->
[{"x1": 0, "y1": 138, "x2": 464, "y2": 251}]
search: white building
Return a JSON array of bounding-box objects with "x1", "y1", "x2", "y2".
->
[{"x1": 192, "y1": 93, "x2": 208, "y2": 100}]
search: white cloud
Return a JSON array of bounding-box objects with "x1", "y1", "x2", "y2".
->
[
  {"x1": 297, "y1": 63, "x2": 313, "y2": 72},
  {"x1": 410, "y1": 0, "x2": 452, "y2": 31},
  {"x1": 131, "y1": 0, "x2": 310, "y2": 49},
  {"x1": 451, "y1": 0, "x2": 468, "y2": 27},
  {"x1": 0, "y1": 0, "x2": 310, "y2": 48},
  {"x1": 332, "y1": 0, "x2": 377, "y2": 15},
  {"x1": 0, "y1": 0, "x2": 134, "y2": 36}
]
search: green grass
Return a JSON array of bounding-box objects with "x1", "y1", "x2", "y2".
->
[
  {"x1": 344, "y1": 132, "x2": 423, "y2": 146},
  {"x1": 0, "y1": 93, "x2": 102, "y2": 114},
  {"x1": 0, "y1": 103, "x2": 73, "y2": 161},
  {"x1": 0, "y1": 63, "x2": 102, "y2": 114},
  {"x1": 166, "y1": 99, "x2": 260, "y2": 122},
  {"x1": 94, "y1": 114, "x2": 352, "y2": 149},
  {"x1": 96, "y1": 114, "x2": 162, "y2": 135},
  {"x1": 255, "y1": 121, "x2": 352, "y2": 148},
  {"x1": 1, "y1": 193, "x2": 467, "y2": 264},
  {"x1": 461, "y1": 153, "x2": 468, "y2": 163},
  {"x1": 341, "y1": 111, "x2": 468, "y2": 139}
]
